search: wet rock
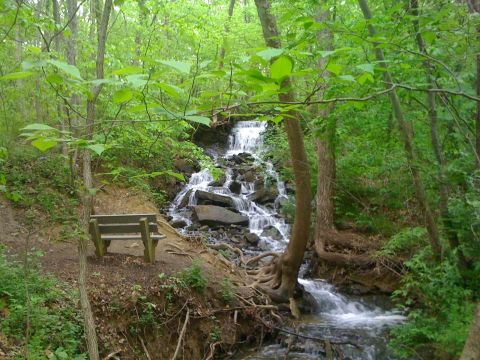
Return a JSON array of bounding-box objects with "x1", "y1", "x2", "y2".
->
[
  {"x1": 193, "y1": 205, "x2": 249, "y2": 226},
  {"x1": 195, "y1": 190, "x2": 234, "y2": 208},
  {"x1": 229, "y1": 181, "x2": 242, "y2": 194},
  {"x1": 245, "y1": 233, "x2": 260, "y2": 245},
  {"x1": 248, "y1": 187, "x2": 279, "y2": 204},
  {"x1": 230, "y1": 152, "x2": 254, "y2": 164},
  {"x1": 173, "y1": 158, "x2": 199, "y2": 176},
  {"x1": 261, "y1": 225, "x2": 283, "y2": 241},
  {"x1": 199, "y1": 225, "x2": 210, "y2": 231},
  {"x1": 178, "y1": 189, "x2": 193, "y2": 209},
  {"x1": 208, "y1": 174, "x2": 226, "y2": 187},
  {"x1": 170, "y1": 219, "x2": 187, "y2": 228},
  {"x1": 275, "y1": 196, "x2": 288, "y2": 209},
  {"x1": 243, "y1": 170, "x2": 256, "y2": 183}
]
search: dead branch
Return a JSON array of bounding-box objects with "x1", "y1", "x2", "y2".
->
[
  {"x1": 171, "y1": 308, "x2": 190, "y2": 360},
  {"x1": 138, "y1": 336, "x2": 151, "y2": 360}
]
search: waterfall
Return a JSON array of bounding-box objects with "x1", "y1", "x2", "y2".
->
[{"x1": 169, "y1": 120, "x2": 404, "y2": 359}]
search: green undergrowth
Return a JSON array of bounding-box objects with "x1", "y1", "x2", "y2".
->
[{"x1": 0, "y1": 247, "x2": 85, "y2": 359}]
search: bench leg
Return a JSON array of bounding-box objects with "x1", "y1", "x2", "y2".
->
[
  {"x1": 89, "y1": 219, "x2": 107, "y2": 257},
  {"x1": 140, "y1": 218, "x2": 155, "y2": 263}
]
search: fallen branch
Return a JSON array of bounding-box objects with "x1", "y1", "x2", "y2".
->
[
  {"x1": 138, "y1": 336, "x2": 151, "y2": 360},
  {"x1": 102, "y1": 350, "x2": 121, "y2": 360},
  {"x1": 171, "y1": 308, "x2": 190, "y2": 360}
]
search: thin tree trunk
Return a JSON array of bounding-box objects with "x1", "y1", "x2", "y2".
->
[
  {"x1": 460, "y1": 304, "x2": 480, "y2": 360},
  {"x1": 314, "y1": 8, "x2": 336, "y2": 254},
  {"x1": 219, "y1": 0, "x2": 235, "y2": 69},
  {"x1": 410, "y1": 0, "x2": 468, "y2": 269},
  {"x1": 254, "y1": 0, "x2": 312, "y2": 300},
  {"x1": 134, "y1": 0, "x2": 146, "y2": 65},
  {"x1": 358, "y1": 0, "x2": 442, "y2": 256},
  {"x1": 79, "y1": 0, "x2": 113, "y2": 359}
]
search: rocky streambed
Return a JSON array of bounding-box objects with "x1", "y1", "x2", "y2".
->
[{"x1": 166, "y1": 120, "x2": 405, "y2": 359}]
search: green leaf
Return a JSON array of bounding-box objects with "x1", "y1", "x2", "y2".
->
[
  {"x1": 0, "y1": 71, "x2": 35, "y2": 80},
  {"x1": 112, "y1": 66, "x2": 143, "y2": 75},
  {"x1": 326, "y1": 63, "x2": 342, "y2": 75},
  {"x1": 339, "y1": 75, "x2": 356, "y2": 82},
  {"x1": 357, "y1": 72, "x2": 374, "y2": 85},
  {"x1": 31, "y1": 138, "x2": 57, "y2": 152},
  {"x1": 48, "y1": 60, "x2": 83, "y2": 80},
  {"x1": 112, "y1": 89, "x2": 133, "y2": 103},
  {"x1": 256, "y1": 48, "x2": 284, "y2": 61},
  {"x1": 87, "y1": 144, "x2": 106, "y2": 156},
  {"x1": 356, "y1": 63, "x2": 375, "y2": 74},
  {"x1": 183, "y1": 115, "x2": 211, "y2": 126},
  {"x1": 163, "y1": 170, "x2": 185, "y2": 181},
  {"x1": 21, "y1": 123, "x2": 57, "y2": 131},
  {"x1": 158, "y1": 60, "x2": 191, "y2": 74},
  {"x1": 270, "y1": 56, "x2": 293, "y2": 80}
]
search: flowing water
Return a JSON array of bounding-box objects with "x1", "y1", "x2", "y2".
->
[{"x1": 168, "y1": 120, "x2": 405, "y2": 359}]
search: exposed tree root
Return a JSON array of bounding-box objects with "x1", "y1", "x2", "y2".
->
[
  {"x1": 316, "y1": 249, "x2": 374, "y2": 268},
  {"x1": 206, "y1": 243, "x2": 246, "y2": 264},
  {"x1": 245, "y1": 251, "x2": 279, "y2": 266}
]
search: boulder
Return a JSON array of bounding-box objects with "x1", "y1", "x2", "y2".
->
[
  {"x1": 245, "y1": 232, "x2": 260, "y2": 245},
  {"x1": 170, "y1": 219, "x2": 187, "y2": 228},
  {"x1": 195, "y1": 190, "x2": 234, "y2": 208},
  {"x1": 177, "y1": 189, "x2": 193, "y2": 209},
  {"x1": 229, "y1": 181, "x2": 242, "y2": 194},
  {"x1": 248, "y1": 187, "x2": 279, "y2": 204},
  {"x1": 261, "y1": 225, "x2": 283, "y2": 241},
  {"x1": 173, "y1": 158, "x2": 199, "y2": 176},
  {"x1": 243, "y1": 170, "x2": 256, "y2": 183},
  {"x1": 193, "y1": 205, "x2": 249, "y2": 226},
  {"x1": 208, "y1": 174, "x2": 226, "y2": 187}
]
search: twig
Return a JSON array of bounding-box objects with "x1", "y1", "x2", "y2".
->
[
  {"x1": 138, "y1": 336, "x2": 151, "y2": 360},
  {"x1": 171, "y1": 308, "x2": 190, "y2": 360},
  {"x1": 102, "y1": 350, "x2": 121, "y2": 360}
]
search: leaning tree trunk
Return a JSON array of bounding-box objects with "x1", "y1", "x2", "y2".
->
[
  {"x1": 358, "y1": 0, "x2": 442, "y2": 256},
  {"x1": 314, "y1": 7, "x2": 336, "y2": 254},
  {"x1": 254, "y1": 0, "x2": 312, "y2": 301},
  {"x1": 460, "y1": 304, "x2": 480, "y2": 360},
  {"x1": 219, "y1": 0, "x2": 235, "y2": 69},
  {"x1": 79, "y1": 0, "x2": 113, "y2": 359},
  {"x1": 409, "y1": 0, "x2": 468, "y2": 270}
]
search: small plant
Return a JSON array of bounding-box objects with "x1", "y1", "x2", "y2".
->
[
  {"x1": 179, "y1": 260, "x2": 208, "y2": 293},
  {"x1": 209, "y1": 316, "x2": 221, "y2": 342},
  {"x1": 220, "y1": 277, "x2": 235, "y2": 303}
]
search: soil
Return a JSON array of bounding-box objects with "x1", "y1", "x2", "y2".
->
[{"x1": 0, "y1": 186, "x2": 278, "y2": 359}]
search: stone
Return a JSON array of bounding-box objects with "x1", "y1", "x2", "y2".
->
[
  {"x1": 195, "y1": 190, "x2": 234, "y2": 208},
  {"x1": 248, "y1": 187, "x2": 279, "y2": 204},
  {"x1": 170, "y1": 219, "x2": 187, "y2": 228},
  {"x1": 243, "y1": 170, "x2": 256, "y2": 183},
  {"x1": 229, "y1": 181, "x2": 242, "y2": 194},
  {"x1": 173, "y1": 158, "x2": 198, "y2": 176},
  {"x1": 245, "y1": 232, "x2": 260, "y2": 245},
  {"x1": 208, "y1": 174, "x2": 226, "y2": 187},
  {"x1": 193, "y1": 205, "x2": 249, "y2": 226},
  {"x1": 261, "y1": 225, "x2": 283, "y2": 241},
  {"x1": 177, "y1": 189, "x2": 193, "y2": 209}
]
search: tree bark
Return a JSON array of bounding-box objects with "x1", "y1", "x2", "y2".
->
[
  {"x1": 254, "y1": 0, "x2": 312, "y2": 300},
  {"x1": 460, "y1": 304, "x2": 480, "y2": 360},
  {"x1": 409, "y1": 0, "x2": 468, "y2": 270},
  {"x1": 219, "y1": 0, "x2": 235, "y2": 69},
  {"x1": 314, "y1": 7, "x2": 336, "y2": 254},
  {"x1": 79, "y1": 0, "x2": 113, "y2": 359},
  {"x1": 358, "y1": 0, "x2": 442, "y2": 256}
]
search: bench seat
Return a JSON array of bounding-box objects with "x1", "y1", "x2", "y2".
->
[{"x1": 89, "y1": 213, "x2": 165, "y2": 263}]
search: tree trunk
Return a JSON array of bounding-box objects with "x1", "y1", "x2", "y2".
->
[
  {"x1": 460, "y1": 304, "x2": 480, "y2": 360},
  {"x1": 409, "y1": 0, "x2": 468, "y2": 270},
  {"x1": 254, "y1": 0, "x2": 312, "y2": 300},
  {"x1": 358, "y1": 0, "x2": 442, "y2": 256},
  {"x1": 79, "y1": 0, "x2": 113, "y2": 359},
  {"x1": 314, "y1": 7, "x2": 336, "y2": 254},
  {"x1": 219, "y1": 0, "x2": 235, "y2": 69}
]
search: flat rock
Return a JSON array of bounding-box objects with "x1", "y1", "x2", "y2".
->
[
  {"x1": 193, "y1": 205, "x2": 249, "y2": 226},
  {"x1": 195, "y1": 190, "x2": 234, "y2": 208}
]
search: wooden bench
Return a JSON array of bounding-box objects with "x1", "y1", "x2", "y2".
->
[{"x1": 89, "y1": 214, "x2": 166, "y2": 263}]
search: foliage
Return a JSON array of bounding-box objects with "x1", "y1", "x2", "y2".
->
[
  {"x1": 178, "y1": 260, "x2": 209, "y2": 294},
  {"x1": 220, "y1": 277, "x2": 235, "y2": 303},
  {"x1": 377, "y1": 227, "x2": 428, "y2": 257},
  {"x1": 0, "y1": 248, "x2": 85, "y2": 359},
  {"x1": 390, "y1": 250, "x2": 477, "y2": 359}
]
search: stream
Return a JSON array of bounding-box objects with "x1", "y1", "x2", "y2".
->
[{"x1": 168, "y1": 120, "x2": 405, "y2": 359}]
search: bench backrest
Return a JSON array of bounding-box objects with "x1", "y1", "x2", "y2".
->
[{"x1": 90, "y1": 214, "x2": 158, "y2": 234}]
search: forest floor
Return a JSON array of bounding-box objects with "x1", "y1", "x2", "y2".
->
[{"x1": 0, "y1": 186, "x2": 278, "y2": 359}]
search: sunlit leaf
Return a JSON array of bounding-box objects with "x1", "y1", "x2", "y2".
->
[
  {"x1": 257, "y1": 48, "x2": 284, "y2": 61},
  {"x1": 48, "y1": 60, "x2": 83, "y2": 80},
  {"x1": 31, "y1": 138, "x2": 57, "y2": 152},
  {"x1": 326, "y1": 63, "x2": 342, "y2": 75},
  {"x1": 183, "y1": 115, "x2": 211, "y2": 126},
  {"x1": 356, "y1": 63, "x2": 375, "y2": 74},
  {"x1": 112, "y1": 89, "x2": 133, "y2": 103},
  {"x1": 158, "y1": 60, "x2": 191, "y2": 74},
  {"x1": 87, "y1": 144, "x2": 106, "y2": 156},
  {"x1": 0, "y1": 71, "x2": 35, "y2": 80},
  {"x1": 21, "y1": 123, "x2": 57, "y2": 131},
  {"x1": 270, "y1": 56, "x2": 293, "y2": 80}
]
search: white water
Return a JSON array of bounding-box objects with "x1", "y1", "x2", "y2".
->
[{"x1": 169, "y1": 120, "x2": 405, "y2": 359}]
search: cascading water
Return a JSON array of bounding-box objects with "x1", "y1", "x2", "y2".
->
[{"x1": 168, "y1": 120, "x2": 405, "y2": 359}]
